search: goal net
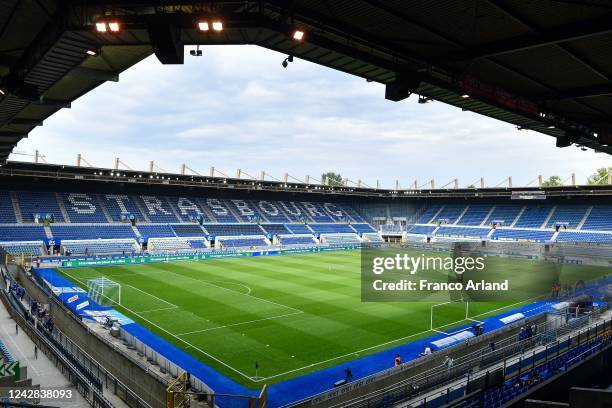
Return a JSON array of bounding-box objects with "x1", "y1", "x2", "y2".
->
[
  {"x1": 87, "y1": 277, "x2": 121, "y2": 306},
  {"x1": 430, "y1": 299, "x2": 481, "y2": 335}
]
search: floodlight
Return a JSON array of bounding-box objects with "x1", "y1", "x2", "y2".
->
[
  {"x1": 461, "y1": 94, "x2": 470, "y2": 98},
  {"x1": 212, "y1": 21, "x2": 223, "y2": 31},
  {"x1": 198, "y1": 21, "x2": 210, "y2": 31},
  {"x1": 282, "y1": 59, "x2": 288, "y2": 68},
  {"x1": 293, "y1": 30, "x2": 305, "y2": 41},
  {"x1": 108, "y1": 21, "x2": 120, "y2": 32},
  {"x1": 0, "y1": 88, "x2": 5, "y2": 96},
  {"x1": 548, "y1": 125, "x2": 555, "y2": 129},
  {"x1": 288, "y1": 55, "x2": 294, "y2": 62},
  {"x1": 95, "y1": 22, "x2": 107, "y2": 32}
]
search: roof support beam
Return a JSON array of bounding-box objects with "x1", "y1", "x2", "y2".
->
[
  {"x1": 68, "y1": 66, "x2": 118, "y2": 82},
  {"x1": 530, "y1": 84, "x2": 612, "y2": 101}
]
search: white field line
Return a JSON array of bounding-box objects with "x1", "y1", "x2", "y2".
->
[
  {"x1": 60, "y1": 269, "x2": 256, "y2": 381},
  {"x1": 137, "y1": 306, "x2": 179, "y2": 314},
  {"x1": 176, "y1": 311, "x2": 304, "y2": 336}
]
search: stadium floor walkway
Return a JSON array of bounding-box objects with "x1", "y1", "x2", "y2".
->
[{"x1": 0, "y1": 298, "x2": 128, "y2": 408}]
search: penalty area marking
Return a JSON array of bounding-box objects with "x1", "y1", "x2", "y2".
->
[{"x1": 176, "y1": 310, "x2": 304, "y2": 336}]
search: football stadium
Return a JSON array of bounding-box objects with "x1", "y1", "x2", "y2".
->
[{"x1": 1, "y1": 2, "x2": 612, "y2": 408}]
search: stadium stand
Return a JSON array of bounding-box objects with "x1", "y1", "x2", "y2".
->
[
  {"x1": 581, "y1": 205, "x2": 612, "y2": 231},
  {"x1": 350, "y1": 223, "x2": 377, "y2": 233},
  {"x1": 0, "y1": 241, "x2": 45, "y2": 255},
  {"x1": 431, "y1": 204, "x2": 467, "y2": 224},
  {"x1": 203, "y1": 224, "x2": 265, "y2": 236},
  {"x1": 103, "y1": 194, "x2": 144, "y2": 221},
  {"x1": 309, "y1": 223, "x2": 355, "y2": 234},
  {"x1": 339, "y1": 204, "x2": 367, "y2": 222},
  {"x1": 0, "y1": 191, "x2": 17, "y2": 223},
  {"x1": 137, "y1": 224, "x2": 175, "y2": 238},
  {"x1": 200, "y1": 199, "x2": 238, "y2": 223},
  {"x1": 484, "y1": 204, "x2": 523, "y2": 226},
  {"x1": 361, "y1": 233, "x2": 384, "y2": 243},
  {"x1": 555, "y1": 231, "x2": 612, "y2": 244},
  {"x1": 16, "y1": 191, "x2": 65, "y2": 222},
  {"x1": 0, "y1": 225, "x2": 48, "y2": 241},
  {"x1": 135, "y1": 196, "x2": 179, "y2": 223},
  {"x1": 278, "y1": 235, "x2": 317, "y2": 245},
  {"x1": 253, "y1": 201, "x2": 290, "y2": 222},
  {"x1": 148, "y1": 237, "x2": 209, "y2": 252},
  {"x1": 416, "y1": 204, "x2": 442, "y2": 224},
  {"x1": 50, "y1": 224, "x2": 136, "y2": 240},
  {"x1": 285, "y1": 224, "x2": 312, "y2": 234},
  {"x1": 513, "y1": 206, "x2": 553, "y2": 228},
  {"x1": 458, "y1": 204, "x2": 492, "y2": 226},
  {"x1": 546, "y1": 205, "x2": 588, "y2": 228},
  {"x1": 320, "y1": 233, "x2": 360, "y2": 244},
  {"x1": 61, "y1": 239, "x2": 138, "y2": 255},
  {"x1": 61, "y1": 193, "x2": 108, "y2": 223},
  {"x1": 491, "y1": 228, "x2": 554, "y2": 242},
  {"x1": 260, "y1": 224, "x2": 292, "y2": 235},
  {"x1": 170, "y1": 224, "x2": 206, "y2": 237},
  {"x1": 408, "y1": 225, "x2": 437, "y2": 235},
  {"x1": 217, "y1": 236, "x2": 269, "y2": 248},
  {"x1": 436, "y1": 226, "x2": 491, "y2": 238}
]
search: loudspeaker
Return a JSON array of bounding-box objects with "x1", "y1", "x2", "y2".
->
[
  {"x1": 148, "y1": 23, "x2": 184, "y2": 64},
  {"x1": 385, "y1": 72, "x2": 423, "y2": 101}
]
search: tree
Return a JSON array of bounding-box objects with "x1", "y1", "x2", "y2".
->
[
  {"x1": 321, "y1": 172, "x2": 344, "y2": 186},
  {"x1": 541, "y1": 176, "x2": 563, "y2": 187},
  {"x1": 466, "y1": 184, "x2": 476, "y2": 189},
  {"x1": 587, "y1": 167, "x2": 612, "y2": 185}
]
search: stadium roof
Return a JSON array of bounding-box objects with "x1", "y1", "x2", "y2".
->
[{"x1": 1, "y1": 0, "x2": 612, "y2": 163}]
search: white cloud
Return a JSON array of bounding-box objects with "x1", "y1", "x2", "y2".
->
[{"x1": 12, "y1": 45, "x2": 610, "y2": 188}]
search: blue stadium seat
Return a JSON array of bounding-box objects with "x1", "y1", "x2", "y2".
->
[
  {"x1": 203, "y1": 224, "x2": 264, "y2": 236},
  {"x1": 458, "y1": 204, "x2": 492, "y2": 226},
  {"x1": 103, "y1": 194, "x2": 144, "y2": 221},
  {"x1": 137, "y1": 224, "x2": 175, "y2": 238},
  {"x1": 0, "y1": 226, "x2": 47, "y2": 241},
  {"x1": 491, "y1": 228, "x2": 554, "y2": 242},
  {"x1": 61, "y1": 193, "x2": 108, "y2": 223},
  {"x1": 0, "y1": 191, "x2": 17, "y2": 223},
  {"x1": 581, "y1": 205, "x2": 612, "y2": 231},
  {"x1": 309, "y1": 223, "x2": 354, "y2": 234},
  {"x1": 514, "y1": 206, "x2": 553, "y2": 228},
  {"x1": 171, "y1": 224, "x2": 206, "y2": 237},
  {"x1": 555, "y1": 231, "x2": 612, "y2": 244},
  {"x1": 546, "y1": 205, "x2": 587, "y2": 228},
  {"x1": 135, "y1": 196, "x2": 179, "y2": 223},
  {"x1": 16, "y1": 191, "x2": 65, "y2": 222},
  {"x1": 51, "y1": 224, "x2": 136, "y2": 240}
]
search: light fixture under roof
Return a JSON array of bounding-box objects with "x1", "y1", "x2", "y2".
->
[
  {"x1": 461, "y1": 94, "x2": 470, "y2": 98},
  {"x1": 293, "y1": 29, "x2": 305, "y2": 41},
  {"x1": 108, "y1": 21, "x2": 120, "y2": 32},
  {"x1": 95, "y1": 22, "x2": 107, "y2": 32},
  {"x1": 197, "y1": 21, "x2": 209, "y2": 31},
  {"x1": 212, "y1": 21, "x2": 223, "y2": 31}
]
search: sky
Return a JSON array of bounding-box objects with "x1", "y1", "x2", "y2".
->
[{"x1": 11, "y1": 45, "x2": 610, "y2": 188}]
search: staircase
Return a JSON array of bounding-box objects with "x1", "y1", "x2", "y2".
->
[
  {"x1": 131, "y1": 225, "x2": 142, "y2": 237},
  {"x1": 197, "y1": 199, "x2": 218, "y2": 223},
  {"x1": 43, "y1": 225, "x2": 53, "y2": 240},
  {"x1": 9, "y1": 192, "x2": 22, "y2": 223},
  {"x1": 55, "y1": 193, "x2": 71, "y2": 223},
  {"x1": 428, "y1": 206, "x2": 445, "y2": 224},
  {"x1": 97, "y1": 195, "x2": 114, "y2": 223},
  {"x1": 164, "y1": 197, "x2": 183, "y2": 222},
  {"x1": 224, "y1": 200, "x2": 245, "y2": 221},
  {"x1": 576, "y1": 206, "x2": 592, "y2": 230},
  {"x1": 541, "y1": 206, "x2": 557, "y2": 229},
  {"x1": 481, "y1": 206, "x2": 496, "y2": 226},
  {"x1": 132, "y1": 196, "x2": 152, "y2": 223},
  {"x1": 454, "y1": 205, "x2": 470, "y2": 225},
  {"x1": 551, "y1": 230, "x2": 560, "y2": 242},
  {"x1": 510, "y1": 206, "x2": 526, "y2": 227}
]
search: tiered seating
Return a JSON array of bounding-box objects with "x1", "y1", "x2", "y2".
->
[
  {"x1": 285, "y1": 224, "x2": 312, "y2": 234},
  {"x1": 217, "y1": 236, "x2": 268, "y2": 248},
  {"x1": 51, "y1": 225, "x2": 136, "y2": 240},
  {"x1": 103, "y1": 194, "x2": 144, "y2": 221},
  {"x1": 16, "y1": 191, "x2": 65, "y2": 222},
  {"x1": 0, "y1": 191, "x2": 17, "y2": 223},
  {"x1": 278, "y1": 235, "x2": 317, "y2": 245},
  {"x1": 309, "y1": 223, "x2": 354, "y2": 234},
  {"x1": 200, "y1": 199, "x2": 238, "y2": 222},
  {"x1": 0, "y1": 241, "x2": 45, "y2": 255},
  {"x1": 171, "y1": 224, "x2": 205, "y2": 237},
  {"x1": 431, "y1": 204, "x2": 466, "y2": 224},
  {"x1": 137, "y1": 224, "x2": 175, "y2": 238},
  {"x1": 555, "y1": 231, "x2": 612, "y2": 244},
  {"x1": 61, "y1": 239, "x2": 137, "y2": 255},
  {"x1": 339, "y1": 204, "x2": 366, "y2": 222},
  {"x1": 279, "y1": 201, "x2": 309, "y2": 222},
  {"x1": 0, "y1": 226, "x2": 47, "y2": 241},
  {"x1": 482, "y1": 339, "x2": 604, "y2": 408},
  {"x1": 254, "y1": 201, "x2": 290, "y2": 222},
  {"x1": 148, "y1": 237, "x2": 208, "y2": 252},
  {"x1": 301, "y1": 202, "x2": 334, "y2": 222},
  {"x1": 407, "y1": 225, "x2": 436, "y2": 235},
  {"x1": 362, "y1": 233, "x2": 384, "y2": 243},
  {"x1": 581, "y1": 205, "x2": 612, "y2": 231},
  {"x1": 350, "y1": 223, "x2": 376, "y2": 233},
  {"x1": 171, "y1": 197, "x2": 208, "y2": 222},
  {"x1": 491, "y1": 229, "x2": 554, "y2": 242},
  {"x1": 436, "y1": 226, "x2": 490, "y2": 238},
  {"x1": 514, "y1": 206, "x2": 553, "y2": 228},
  {"x1": 321, "y1": 233, "x2": 360, "y2": 244},
  {"x1": 61, "y1": 193, "x2": 108, "y2": 223},
  {"x1": 135, "y1": 196, "x2": 179, "y2": 223},
  {"x1": 416, "y1": 205, "x2": 442, "y2": 224},
  {"x1": 484, "y1": 204, "x2": 523, "y2": 226},
  {"x1": 458, "y1": 204, "x2": 491, "y2": 226},
  {"x1": 203, "y1": 224, "x2": 264, "y2": 236},
  {"x1": 546, "y1": 205, "x2": 587, "y2": 228},
  {"x1": 260, "y1": 224, "x2": 292, "y2": 235}
]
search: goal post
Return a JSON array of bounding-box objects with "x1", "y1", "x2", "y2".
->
[
  {"x1": 430, "y1": 298, "x2": 481, "y2": 334},
  {"x1": 87, "y1": 277, "x2": 121, "y2": 306}
]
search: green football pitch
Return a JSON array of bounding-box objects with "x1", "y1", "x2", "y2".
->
[{"x1": 54, "y1": 250, "x2": 604, "y2": 388}]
